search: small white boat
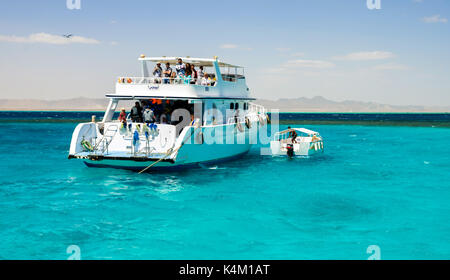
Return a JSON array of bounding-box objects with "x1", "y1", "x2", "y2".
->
[{"x1": 270, "y1": 128, "x2": 324, "y2": 157}]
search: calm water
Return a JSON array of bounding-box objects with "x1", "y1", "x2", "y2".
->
[
  {"x1": 1, "y1": 111, "x2": 450, "y2": 123},
  {"x1": 0, "y1": 113, "x2": 449, "y2": 259}
]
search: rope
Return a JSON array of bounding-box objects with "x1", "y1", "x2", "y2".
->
[
  {"x1": 138, "y1": 125, "x2": 200, "y2": 174},
  {"x1": 137, "y1": 147, "x2": 174, "y2": 174}
]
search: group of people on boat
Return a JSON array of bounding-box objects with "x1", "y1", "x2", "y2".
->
[
  {"x1": 152, "y1": 58, "x2": 216, "y2": 86},
  {"x1": 118, "y1": 99, "x2": 194, "y2": 126}
]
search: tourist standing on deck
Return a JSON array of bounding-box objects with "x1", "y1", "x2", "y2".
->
[
  {"x1": 143, "y1": 106, "x2": 156, "y2": 123},
  {"x1": 184, "y1": 63, "x2": 192, "y2": 84},
  {"x1": 175, "y1": 58, "x2": 186, "y2": 76},
  {"x1": 153, "y1": 62, "x2": 162, "y2": 83},
  {"x1": 130, "y1": 102, "x2": 143, "y2": 123},
  {"x1": 196, "y1": 66, "x2": 204, "y2": 85},
  {"x1": 163, "y1": 62, "x2": 172, "y2": 84},
  {"x1": 118, "y1": 108, "x2": 127, "y2": 123},
  {"x1": 198, "y1": 66, "x2": 204, "y2": 78},
  {"x1": 288, "y1": 126, "x2": 298, "y2": 143},
  {"x1": 190, "y1": 64, "x2": 198, "y2": 84}
]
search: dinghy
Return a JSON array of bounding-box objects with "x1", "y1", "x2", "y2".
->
[{"x1": 270, "y1": 128, "x2": 324, "y2": 157}]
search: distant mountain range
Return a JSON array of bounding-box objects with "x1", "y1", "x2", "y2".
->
[
  {"x1": 0, "y1": 98, "x2": 109, "y2": 111},
  {"x1": 255, "y1": 96, "x2": 450, "y2": 112},
  {"x1": 0, "y1": 96, "x2": 449, "y2": 112}
]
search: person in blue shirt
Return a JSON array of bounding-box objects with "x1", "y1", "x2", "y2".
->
[{"x1": 175, "y1": 58, "x2": 186, "y2": 77}]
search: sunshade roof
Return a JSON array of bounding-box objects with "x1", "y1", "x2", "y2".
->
[
  {"x1": 278, "y1": 128, "x2": 319, "y2": 135},
  {"x1": 138, "y1": 56, "x2": 242, "y2": 68}
]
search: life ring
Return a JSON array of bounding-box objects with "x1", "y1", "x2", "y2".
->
[
  {"x1": 195, "y1": 131, "x2": 204, "y2": 144},
  {"x1": 127, "y1": 78, "x2": 132, "y2": 83},
  {"x1": 266, "y1": 113, "x2": 271, "y2": 124},
  {"x1": 80, "y1": 139, "x2": 94, "y2": 152},
  {"x1": 258, "y1": 115, "x2": 266, "y2": 126},
  {"x1": 236, "y1": 122, "x2": 244, "y2": 132},
  {"x1": 245, "y1": 117, "x2": 252, "y2": 129}
]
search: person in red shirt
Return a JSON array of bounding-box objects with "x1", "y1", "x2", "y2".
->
[{"x1": 118, "y1": 108, "x2": 127, "y2": 123}]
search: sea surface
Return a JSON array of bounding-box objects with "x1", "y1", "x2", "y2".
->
[{"x1": 0, "y1": 112, "x2": 449, "y2": 259}]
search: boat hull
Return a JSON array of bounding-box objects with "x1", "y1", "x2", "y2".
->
[
  {"x1": 83, "y1": 149, "x2": 250, "y2": 172},
  {"x1": 270, "y1": 140, "x2": 324, "y2": 157},
  {"x1": 73, "y1": 121, "x2": 260, "y2": 172}
]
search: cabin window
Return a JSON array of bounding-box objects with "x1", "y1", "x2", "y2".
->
[
  {"x1": 235, "y1": 103, "x2": 239, "y2": 110},
  {"x1": 230, "y1": 103, "x2": 234, "y2": 110},
  {"x1": 220, "y1": 66, "x2": 237, "y2": 82}
]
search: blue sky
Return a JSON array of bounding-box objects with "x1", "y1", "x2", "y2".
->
[{"x1": 0, "y1": 0, "x2": 449, "y2": 106}]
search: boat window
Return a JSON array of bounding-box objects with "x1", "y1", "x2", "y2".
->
[
  {"x1": 237, "y1": 67, "x2": 245, "y2": 79},
  {"x1": 235, "y1": 103, "x2": 239, "y2": 110},
  {"x1": 220, "y1": 66, "x2": 237, "y2": 82},
  {"x1": 230, "y1": 103, "x2": 234, "y2": 110}
]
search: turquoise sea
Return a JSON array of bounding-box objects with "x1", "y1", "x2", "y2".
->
[{"x1": 0, "y1": 112, "x2": 449, "y2": 259}]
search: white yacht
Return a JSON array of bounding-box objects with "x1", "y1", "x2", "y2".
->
[{"x1": 68, "y1": 56, "x2": 269, "y2": 172}]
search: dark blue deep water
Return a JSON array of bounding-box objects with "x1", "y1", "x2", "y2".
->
[
  {"x1": 1, "y1": 111, "x2": 450, "y2": 124},
  {"x1": 0, "y1": 112, "x2": 449, "y2": 259}
]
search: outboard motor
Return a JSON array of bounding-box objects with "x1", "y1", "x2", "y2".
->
[{"x1": 286, "y1": 144, "x2": 294, "y2": 158}]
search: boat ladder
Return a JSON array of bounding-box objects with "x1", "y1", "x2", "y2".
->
[{"x1": 98, "y1": 124, "x2": 118, "y2": 154}]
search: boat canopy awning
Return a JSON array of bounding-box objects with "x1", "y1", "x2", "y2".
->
[
  {"x1": 138, "y1": 56, "x2": 242, "y2": 68},
  {"x1": 278, "y1": 128, "x2": 319, "y2": 136},
  {"x1": 295, "y1": 128, "x2": 319, "y2": 135}
]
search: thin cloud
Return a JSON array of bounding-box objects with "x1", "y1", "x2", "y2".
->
[
  {"x1": 220, "y1": 44, "x2": 238, "y2": 49},
  {"x1": 333, "y1": 51, "x2": 395, "y2": 61},
  {"x1": 373, "y1": 63, "x2": 409, "y2": 71},
  {"x1": 0, "y1": 33, "x2": 100, "y2": 45},
  {"x1": 262, "y1": 58, "x2": 335, "y2": 74},
  {"x1": 220, "y1": 44, "x2": 252, "y2": 51},
  {"x1": 291, "y1": 52, "x2": 305, "y2": 57},
  {"x1": 276, "y1": 47, "x2": 291, "y2": 52},
  {"x1": 285, "y1": 59, "x2": 335, "y2": 69},
  {"x1": 422, "y1": 15, "x2": 448, "y2": 23}
]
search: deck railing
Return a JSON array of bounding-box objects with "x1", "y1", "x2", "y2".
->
[
  {"x1": 117, "y1": 76, "x2": 217, "y2": 86},
  {"x1": 248, "y1": 102, "x2": 266, "y2": 114}
]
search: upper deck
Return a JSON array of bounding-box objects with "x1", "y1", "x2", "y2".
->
[{"x1": 110, "y1": 55, "x2": 253, "y2": 100}]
